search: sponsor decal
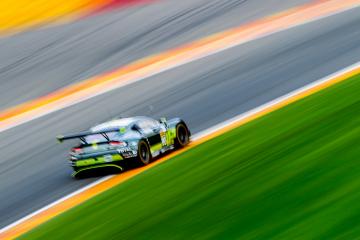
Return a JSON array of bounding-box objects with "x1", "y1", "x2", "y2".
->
[
  {"x1": 117, "y1": 147, "x2": 132, "y2": 153},
  {"x1": 103, "y1": 155, "x2": 113, "y2": 162}
]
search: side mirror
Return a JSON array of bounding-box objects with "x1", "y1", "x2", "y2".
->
[
  {"x1": 159, "y1": 117, "x2": 168, "y2": 127},
  {"x1": 159, "y1": 117, "x2": 166, "y2": 122},
  {"x1": 131, "y1": 124, "x2": 140, "y2": 131}
]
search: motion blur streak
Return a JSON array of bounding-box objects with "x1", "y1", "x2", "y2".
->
[
  {"x1": 1, "y1": 62, "x2": 359, "y2": 240},
  {"x1": 88, "y1": 0, "x2": 157, "y2": 15},
  {"x1": 0, "y1": 0, "x2": 153, "y2": 35},
  {"x1": 0, "y1": 0, "x2": 358, "y2": 133},
  {"x1": 1, "y1": 0, "x2": 360, "y2": 237}
]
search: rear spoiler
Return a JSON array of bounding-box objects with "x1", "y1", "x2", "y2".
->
[{"x1": 56, "y1": 128, "x2": 123, "y2": 144}]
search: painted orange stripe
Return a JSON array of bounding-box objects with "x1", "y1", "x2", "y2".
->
[
  {"x1": 0, "y1": 0, "x2": 153, "y2": 36},
  {"x1": 1, "y1": 0, "x2": 359, "y2": 133},
  {"x1": 0, "y1": 0, "x2": 100, "y2": 35},
  {"x1": 1, "y1": 65, "x2": 359, "y2": 240}
]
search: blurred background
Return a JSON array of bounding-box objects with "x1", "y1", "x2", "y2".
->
[{"x1": 0, "y1": 0, "x2": 359, "y2": 239}]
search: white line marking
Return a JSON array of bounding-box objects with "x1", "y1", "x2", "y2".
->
[
  {"x1": 0, "y1": 176, "x2": 112, "y2": 233},
  {"x1": 1, "y1": 61, "x2": 359, "y2": 234},
  {"x1": 193, "y1": 62, "x2": 360, "y2": 140},
  {"x1": 0, "y1": 4, "x2": 359, "y2": 133}
]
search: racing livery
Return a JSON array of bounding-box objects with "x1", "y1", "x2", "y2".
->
[{"x1": 57, "y1": 116, "x2": 190, "y2": 177}]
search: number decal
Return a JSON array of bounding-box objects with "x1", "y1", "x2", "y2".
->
[{"x1": 160, "y1": 131, "x2": 167, "y2": 146}]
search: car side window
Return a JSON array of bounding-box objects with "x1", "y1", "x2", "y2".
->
[{"x1": 137, "y1": 119, "x2": 160, "y2": 134}]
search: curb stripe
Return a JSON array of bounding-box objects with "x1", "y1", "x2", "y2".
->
[{"x1": 0, "y1": 62, "x2": 359, "y2": 239}]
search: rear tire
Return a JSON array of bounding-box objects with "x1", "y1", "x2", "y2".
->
[
  {"x1": 174, "y1": 123, "x2": 190, "y2": 148},
  {"x1": 135, "y1": 140, "x2": 151, "y2": 166}
]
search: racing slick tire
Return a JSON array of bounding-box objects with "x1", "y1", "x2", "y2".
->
[
  {"x1": 135, "y1": 140, "x2": 152, "y2": 166},
  {"x1": 174, "y1": 123, "x2": 190, "y2": 148}
]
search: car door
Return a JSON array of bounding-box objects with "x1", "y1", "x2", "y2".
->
[{"x1": 137, "y1": 118, "x2": 163, "y2": 152}]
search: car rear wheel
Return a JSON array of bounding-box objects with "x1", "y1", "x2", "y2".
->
[
  {"x1": 175, "y1": 123, "x2": 190, "y2": 148},
  {"x1": 135, "y1": 140, "x2": 151, "y2": 166}
]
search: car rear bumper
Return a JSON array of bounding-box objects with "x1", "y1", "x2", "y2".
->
[{"x1": 72, "y1": 163, "x2": 123, "y2": 178}]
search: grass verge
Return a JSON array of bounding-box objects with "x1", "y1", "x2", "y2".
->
[{"x1": 21, "y1": 74, "x2": 360, "y2": 239}]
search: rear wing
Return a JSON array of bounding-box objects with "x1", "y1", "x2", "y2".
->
[{"x1": 56, "y1": 128, "x2": 123, "y2": 144}]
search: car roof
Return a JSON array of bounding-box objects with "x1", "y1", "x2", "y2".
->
[{"x1": 90, "y1": 116, "x2": 152, "y2": 132}]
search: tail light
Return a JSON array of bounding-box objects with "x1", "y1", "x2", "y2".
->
[
  {"x1": 109, "y1": 141, "x2": 127, "y2": 147},
  {"x1": 71, "y1": 147, "x2": 83, "y2": 154}
]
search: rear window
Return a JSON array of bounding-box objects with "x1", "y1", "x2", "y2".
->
[{"x1": 83, "y1": 131, "x2": 124, "y2": 144}]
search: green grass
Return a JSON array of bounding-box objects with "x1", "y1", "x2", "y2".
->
[{"x1": 22, "y1": 74, "x2": 360, "y2": 240}]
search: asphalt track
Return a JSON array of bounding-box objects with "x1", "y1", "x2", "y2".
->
[
  {"x1": 0, "y1": 0, "x2": 312, "y2": 111},
  {"x1": 0, "y1": 1, "x2": 360, "y2": 230}
]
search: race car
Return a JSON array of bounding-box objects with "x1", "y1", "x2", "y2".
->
[{"x1": 57, "y1": 116, "x2": 190, "y2": 178}]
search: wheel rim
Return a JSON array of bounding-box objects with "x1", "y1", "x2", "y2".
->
[
  {"x1": 178, "y1": 125, "x2": 188, "y2": 145},
  {"x1": 140, "y1": 143, "x2": 148, "y2": 162}
]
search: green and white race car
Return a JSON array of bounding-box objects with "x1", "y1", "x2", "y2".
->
[{"x1": 57, "y1": 116, "x2": 190, "y2": 178}]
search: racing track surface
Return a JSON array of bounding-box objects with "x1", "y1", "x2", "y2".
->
[
  {"x1": 0, "y1": 0, "x2": 312, "y2": 111},
  {"x1": 0, "y1": 2, "x2": 360, "y2": 229}
]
